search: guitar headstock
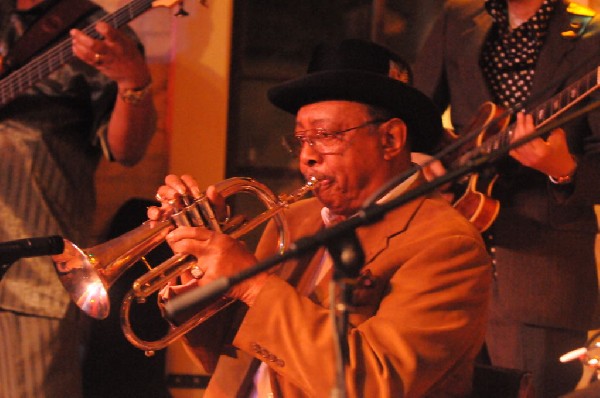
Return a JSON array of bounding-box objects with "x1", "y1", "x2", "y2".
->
[
  {"x1": 151, "y1": 0, "x2": 179, "y2": 7},
  {"x1": 151, "y1": 0, "x2": 183, "y2": 8},
  {"x1": 152, "y1": 0, "x2": 209, "y2": 14}
]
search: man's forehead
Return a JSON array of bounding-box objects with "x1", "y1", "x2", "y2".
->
[{"x1": 297, "y1": 100, "x2": 369, "y2": 120}]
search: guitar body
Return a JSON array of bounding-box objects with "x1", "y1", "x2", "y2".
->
[
  {"x1": 450, "y1": 101, "x2": 511, "y2": 232},
  {"x1": 453, "y1": 173, "x2": 500, "y2": 232}
]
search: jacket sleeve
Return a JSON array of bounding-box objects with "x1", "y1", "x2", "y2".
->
[
  {"x1": 176, "y1": 215, "x2": 291, "y2": 373},
  {"x1": 546, "y1": 23, "x2": 600, "y2": 224}
]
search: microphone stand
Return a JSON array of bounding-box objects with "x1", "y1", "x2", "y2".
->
[
  {"x1": 326, "y1": 230, "x2": 365, "y2": 398},
  {"x1": 163, "y1": 98, "x2": 599, "y2": 393}
]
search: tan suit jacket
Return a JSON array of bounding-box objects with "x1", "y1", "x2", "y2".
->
[{"x1": 184, "y1": 176, "x2": 492, "y2": 397}]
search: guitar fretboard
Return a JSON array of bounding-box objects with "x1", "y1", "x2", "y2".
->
[
  {"x1": 0, "y1": 0, "x2": 154, "y2": 107},
  {"x1": 458, "y1": 66, "x2": 600, "y2": 166},
  {"x1": 531, "y1": 67, "x2": 600, "y2": 127}
]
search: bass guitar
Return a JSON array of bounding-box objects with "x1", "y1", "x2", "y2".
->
[
  {"x1": 0, "y1": 0, "x2": 184, "y2": 108},
  {"x1": 447, "y1": 66, "x2": 600, "y2": 232}
]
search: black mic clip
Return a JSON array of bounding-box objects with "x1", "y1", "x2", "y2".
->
[{"x1": 327, "y1": 228, "x2": 364, "y2": 282}]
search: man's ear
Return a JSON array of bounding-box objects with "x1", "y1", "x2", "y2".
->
[{"x1": 381, "y1": 118, "x2": 407, "y2": 160}]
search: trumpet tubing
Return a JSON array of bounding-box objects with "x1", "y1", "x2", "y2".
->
[{"x1": 52, "y1": 176, "x2": 318, "y2": 354}]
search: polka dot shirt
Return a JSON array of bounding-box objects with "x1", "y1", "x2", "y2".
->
[{"x1": 481, "y1": 0, "x2": 558, "y2": 108}]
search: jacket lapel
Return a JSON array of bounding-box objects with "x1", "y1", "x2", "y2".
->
[
  {"x1": 462, "y1": 8, "x2": 495, "y2": 105},
  {"x1": 530, "y1": 1, "x2": 578, "y2": 104},
  {"x1": 311, "y1": 175, "x2": 430, "y2": 307}
]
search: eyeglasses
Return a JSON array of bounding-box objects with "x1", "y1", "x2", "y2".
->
[{"x1": 281, "y1": 119, "x2": 386, "y2": 157}]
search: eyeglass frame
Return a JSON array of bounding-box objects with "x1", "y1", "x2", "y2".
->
[{"x1": 281, "y1": 119, "x2": 388, "y2": 157}]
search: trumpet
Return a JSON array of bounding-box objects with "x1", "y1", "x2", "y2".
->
[{"x1": 52, "y1": 176, "x2": 318, "y2": 355}]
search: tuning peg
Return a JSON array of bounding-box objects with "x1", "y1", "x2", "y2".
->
[{"x1": 175, "y1": 2, "x2": 189, "y2": 16}]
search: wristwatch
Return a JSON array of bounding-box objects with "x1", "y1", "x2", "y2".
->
[
  {"x1": 119, "y1": 80, "x2": 152, "y2": 105},
  {"x1": 548, "y1": 169, "x2": 576, "y2": 185}
]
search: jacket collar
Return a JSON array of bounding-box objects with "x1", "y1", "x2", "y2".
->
[{"x1": 355, "y1": 172, "x2": 430, "y2": 265}]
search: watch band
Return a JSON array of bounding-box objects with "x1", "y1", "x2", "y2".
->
[
  {"x1": 119, "y1": 80, "x2": 152, "y2": 105},
  {"x1": 548, "y1": 169, "x2": 576, "y2": 185}
]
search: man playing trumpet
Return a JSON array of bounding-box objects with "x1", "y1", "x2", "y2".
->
[{"x1": 149, "y1": 39, "x2": 492, "y2": 397}]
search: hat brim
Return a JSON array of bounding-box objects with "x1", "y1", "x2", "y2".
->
[{"x1": 267, "y1": 70, "x2": 443, "y2": 154}]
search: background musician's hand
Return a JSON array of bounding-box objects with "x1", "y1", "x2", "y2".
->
[
  {"x1": 70, "y1": 21, "x2": 152, "y2": 89},
  {"x1": 509, "y1": 112, "x2": 577, "y2": 179},
  {"x1": 411, "y1": 152, "x2": 454, "y2": 202}
]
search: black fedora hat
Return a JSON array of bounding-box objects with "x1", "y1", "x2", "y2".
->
[{"x1": 267, "y1": 39, "x2": 443, "y2": 154}]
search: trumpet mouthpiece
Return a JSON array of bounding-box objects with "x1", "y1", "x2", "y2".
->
[{"x1": 278, "y1": 177, "x2": 320, "y2": 205}]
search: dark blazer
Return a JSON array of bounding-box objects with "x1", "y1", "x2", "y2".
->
[
  {"x1": 413, "y1": 0, "x2": 600, "y2": 330},
  {"x1": 182, "y1": 175, "x2": 492, "y2": 397}
]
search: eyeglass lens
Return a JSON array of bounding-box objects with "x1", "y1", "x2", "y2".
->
[{"x1": 282, "y1": 119, "x2": 385, "y2": 156}]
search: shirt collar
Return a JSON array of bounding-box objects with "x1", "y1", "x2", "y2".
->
[{"x1": 485, "y1": 0, "x2": 558, "y2": 34}]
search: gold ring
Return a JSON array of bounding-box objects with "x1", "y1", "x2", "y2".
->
[
  {"x1": 94, "y1": 53, "x2": 103, "y2": 66},
  {"x1": 155, "y1": 193, "x2": 163, "y2": 201}
]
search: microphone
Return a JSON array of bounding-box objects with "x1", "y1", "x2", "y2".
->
[{"x1": 0, "y1": 236, "x2": 65, "y2": 278}]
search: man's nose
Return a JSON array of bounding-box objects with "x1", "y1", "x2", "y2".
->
[{"x1": 299, "y1": 141, "x2": 321, "y2": 167}]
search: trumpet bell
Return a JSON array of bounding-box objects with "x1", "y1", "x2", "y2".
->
[
  {"x1": 52, "y1": 176, "x2": 318, "y2": 352},
  {"x1": 52, "y1": 240, "x2": 110, "y2": 319},
  {"x1": 52, "y1": 218, "x2": 172, "y2": 320}
]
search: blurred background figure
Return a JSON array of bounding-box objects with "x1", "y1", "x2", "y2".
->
[
  {"x1": 0, "y1": 0, "x2": 156, "y2": 396},
  {"x1": 413, "y1": 0, "x2": 600, "y2": 396}
]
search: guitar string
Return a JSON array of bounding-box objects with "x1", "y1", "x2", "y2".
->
[{"x1": 0, "y1": 0, "x2": 152, "y2": 104}]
